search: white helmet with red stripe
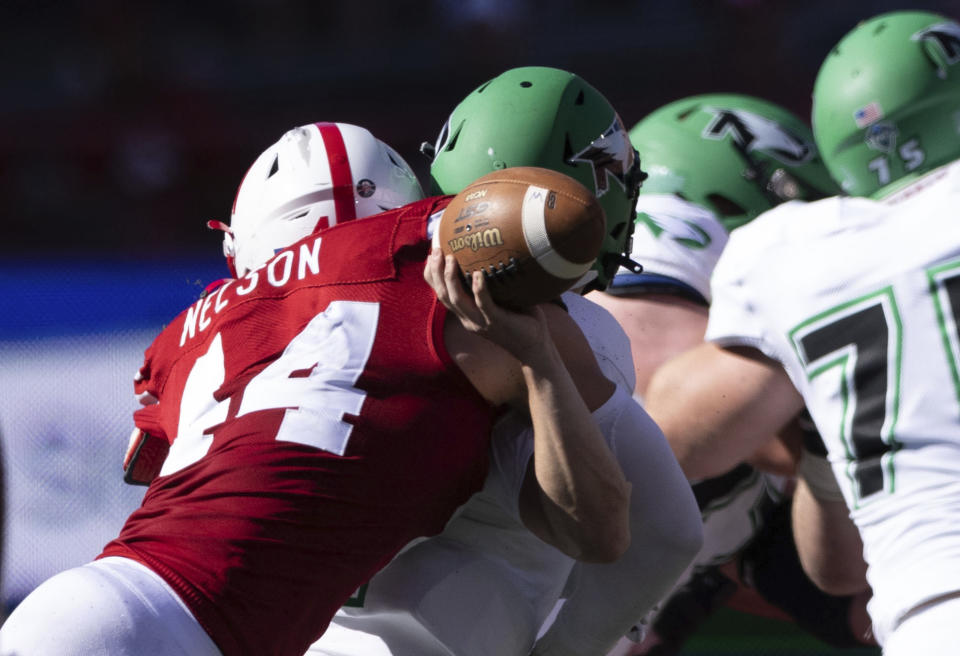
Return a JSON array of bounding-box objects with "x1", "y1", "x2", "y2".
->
[{"x1": 214, "y1": 122, "x2": 424, "y2": 277}]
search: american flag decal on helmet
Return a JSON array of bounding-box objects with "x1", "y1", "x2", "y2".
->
[{"x1": 854, "y1": 102, "x2": 884, "y2": 128}]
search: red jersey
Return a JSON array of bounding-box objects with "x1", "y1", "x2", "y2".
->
[{"x1": 100, "y1": 197, "x2": 494, "y2": 656}]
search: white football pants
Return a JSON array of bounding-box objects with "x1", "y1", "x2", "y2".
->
[{"x1": 0, "y1": 556, "x2": 222, "y2": 656}]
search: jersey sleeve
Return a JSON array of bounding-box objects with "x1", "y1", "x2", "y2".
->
[
  {"x1": 609, "y1": 195, "x2": 728, "y2": 303},
  {"x1": 483, "y1": 412, "x2": 536, "y2": 519},
  {"x1": 533, "y1": 386, "x2": 702, "y2": 656},
  {"x1": 562, "y1": 293, "x2": 636, "y2": 392},
  {"x1": 704, "y1": 207, "x2": 798, "y2": 369},
  {"x1": 482, "y1": 384, "x2": 651, "y2": 523}
]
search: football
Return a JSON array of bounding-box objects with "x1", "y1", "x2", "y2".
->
[{"x1": 437, "y1": 167, "x2": 607, "y2": 308}]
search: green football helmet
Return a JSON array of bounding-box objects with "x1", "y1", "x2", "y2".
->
[
  {"x1": 425, "y1": 66, "x2": 646, "y2": 292},
  {"x1": 813, "y1": 10, "x2": 960, "y2": 198},
  {"x1": 629, "y1": 93, "x2": 840, "y2": 233}
]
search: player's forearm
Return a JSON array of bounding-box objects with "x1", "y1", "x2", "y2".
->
[
  {"x1": 792, "y1": 469, "x2": 869, "y2": 595},
  {"x1": 646, "y1": 343, "x2": 804, "y2": 480},
  {"x1": 521, "y1": 349, "x2": 631, "y2": 563}
]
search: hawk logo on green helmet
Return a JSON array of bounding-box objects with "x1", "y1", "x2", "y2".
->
[
  {"x1": 913, "y1": 22, "x2": 960, "y2": 77},
  {"x1": 702, "y1": 108, "x2": 813, "y2": 166},
  {"x1": 568, "y1": 116, "x2": 636, "y2": 196}
]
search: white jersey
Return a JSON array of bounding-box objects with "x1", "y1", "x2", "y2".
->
[
  {"x1": 310, "y1": 297, "x2": 699, "y2": 656},
  {"x1": 563, "y1": 291, "x2": 636, "y2": 392},
  {"x1": 610, "y1": 194, "x2": 728, "y2": 303},
  {"x1": 706, "y1": 159, "x2": 960, "y2": 644}
]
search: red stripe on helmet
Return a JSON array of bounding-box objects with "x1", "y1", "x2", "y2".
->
[{"x1": 315, "y1": 122, "x2": 356, "y2": 223}]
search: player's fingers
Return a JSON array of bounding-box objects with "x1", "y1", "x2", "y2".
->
[
  {"x1": 442, "y1": 255, "x2": 466, "y2": 306},
  {"x1": 443, "y1": 255, "x2": 482, "y2": 328},
  {"x1": 428, "y1": 250, "x2": 467, "y2": 324},
  {"x1": 423, "y1": 250, "x2": 449, "y2": 305},
  {"x1": 471, "y1": 270, "x2": 499, "y2": 327}
]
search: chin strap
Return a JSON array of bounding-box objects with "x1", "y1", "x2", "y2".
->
[
  {"x1": 419, "y1": 141, "x2": 436, "y2": 161},
  {"x1": 207, "y1": 219, "x2": 238, "y2": 278},
  {"x1": 612, "y1": 253, "x2": 644, "y2": 275},
  {"x1": 581, "y1": 253, "x2": 643, "y2": 295}
]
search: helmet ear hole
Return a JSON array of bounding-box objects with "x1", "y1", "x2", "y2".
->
[
  {"x1": 442, "y1": 123, "x2": 462, "y2": 154},
  {"x1": 562, "y1": 135, "x2": 581, "y2": 171},
  {"x1": 268, "y1": 156, "x2": 279, "y2": 178},
  {"x1": 610, "y1": 221, "x2": 627, "y2": 240},
  {"x1": 706, "y1": 193, "x2": 748, "y2": 218}
]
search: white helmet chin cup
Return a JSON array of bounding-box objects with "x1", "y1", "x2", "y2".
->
[{"x1": 228, "y1": 122, "x2": 424, "y2": 277}]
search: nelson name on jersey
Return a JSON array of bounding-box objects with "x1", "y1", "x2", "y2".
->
[{"x1": 180, "y1": 236, "x2": 323, "y2": 347}]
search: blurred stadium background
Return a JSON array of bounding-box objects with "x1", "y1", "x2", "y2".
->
[{"x1": 3, "y1": 1, "x2": 958, "y2": 652}]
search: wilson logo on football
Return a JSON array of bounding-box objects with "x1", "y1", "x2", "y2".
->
[{"x1": 447, "y1": 228, "x2": 504, "y2": 253}]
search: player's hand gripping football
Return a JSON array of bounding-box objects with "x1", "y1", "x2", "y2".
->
[{"x1": 425, "y1": 249, "x2": 552, "y2": 365}]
